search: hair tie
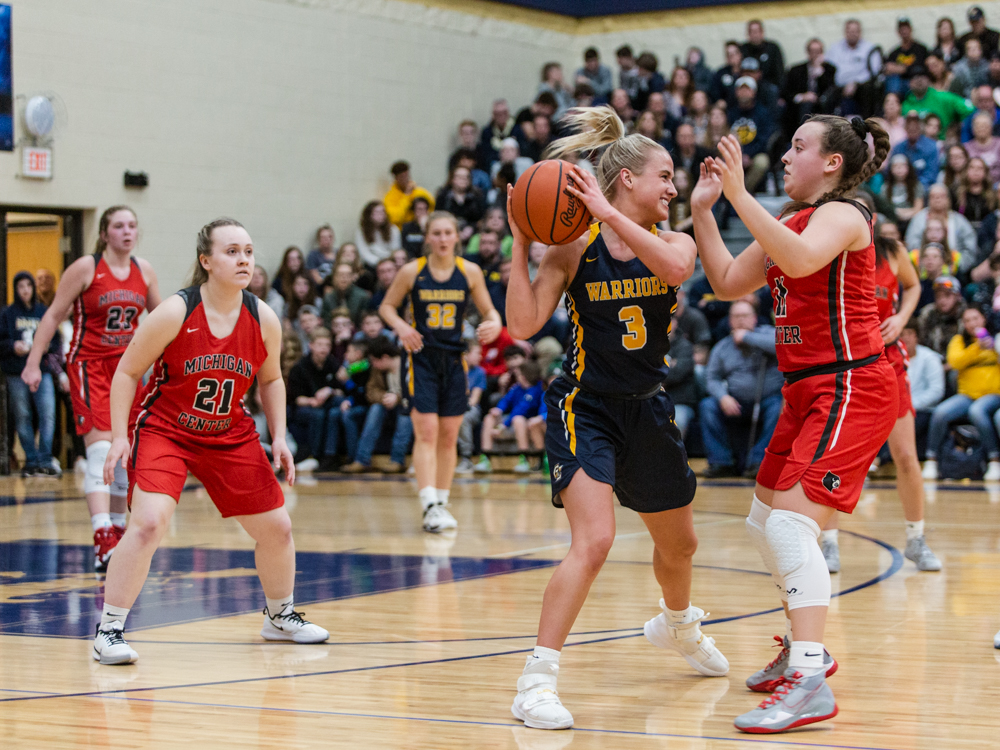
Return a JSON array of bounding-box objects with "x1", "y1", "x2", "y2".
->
[{"x1": 850, "y1": 117, "x2": 869, "y2": 140}]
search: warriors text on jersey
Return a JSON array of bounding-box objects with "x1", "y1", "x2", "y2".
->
[
  {"x1": 562, "y1": 223, "x2": 679, "y2": 395},
  {"x1": 409, "y1": 256, "x2": 471, "y2": 352},
  {"x1": 69, "y1": 253, "x2": 148, "y2": 362},
  {"x1": 129, "y1": 287, "x2": 267, "y2": 446},
  {"x1": 765, "y1": 202, "x2": 883, "y2": 373}
]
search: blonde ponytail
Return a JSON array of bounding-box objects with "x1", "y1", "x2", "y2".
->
[{"x1": 544, "y1": 106, "x2": 664, "y2": 199}]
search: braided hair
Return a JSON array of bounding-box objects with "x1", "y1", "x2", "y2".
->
[{"x1": 780, "y1": 115, "x2": 891, "y2": 217}]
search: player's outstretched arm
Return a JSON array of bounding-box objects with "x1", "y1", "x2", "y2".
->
[
  {"x1": 104, "y1": 294, "x2": 186, "y2": 484},
  {"x1": 565, "y1": 166, "x2": 696, "y2": 285},
  {"x1": 505, "y1": 185, "x2": 577, "y2": 340},
  {"x1": 464, "y1": 262, "x2": 503, "y2": 345},
  {"x1": 713, "y1": 136, "x2": 870, "y2": 278},
  {"x1": 257, "y1": 303, "x2": 294, "y2": 485},
  {"x1": 380, "y1": 261, "x2": 424, "y2": 353},
  {"x1": 691, "y1": 161, "x2": 768, "y2": 301},
  {"x1": 22, "y1": 256, "x2": 93, "y2": 391}
]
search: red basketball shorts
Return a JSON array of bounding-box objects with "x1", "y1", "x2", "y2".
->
[
  {"x1": 127, "y1": 424, "x2": 284, "y2": 518},
  {"x1": 886, "y1": 340, "x2": 913, "y2": 419},
  {"x1": 757, "y1": 356, "x2": 897, "y2": 513},
  {"x1": 68, "y1": 357, "x2": 119, "y2": 435}
]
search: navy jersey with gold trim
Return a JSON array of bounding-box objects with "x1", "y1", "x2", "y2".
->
[
  {"x1": 410, "y1": 257, "x2": 471, "y2": 352},
  {"x1": 562, "y1": 224, "x2": 679, "y2": 395}
]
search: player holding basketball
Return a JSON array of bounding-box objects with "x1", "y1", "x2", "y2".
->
[
  {"x1": 379, "y1": 211, "x2": 502, "y2": 533},
  {"x1": 506, "y1": 106, "x2": 728, "y2": 731},
  {"x1": 691, "y1": 117, "x2": 896, "y2": 733},
  {"x1": 820, "y1": 231, "x2": 941, "y2": 573},
  {"x1": 22, "y1": 206, "x2": 161, "y2": 571},
  {"x1": 93, "y1": 218, "x2": 327, "y2": 665}
]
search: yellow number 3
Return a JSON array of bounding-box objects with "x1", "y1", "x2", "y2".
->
[
  {"x1": 619, "y1": 305, "x2": 647, "y2": 350},
  {"x1": 427, "y1": 303, "x2": 456, "y2": 329}
]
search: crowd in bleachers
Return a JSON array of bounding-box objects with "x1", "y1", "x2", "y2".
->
[{"x1": 7, "y1": 8, "x2": 1000, "y2": 480}]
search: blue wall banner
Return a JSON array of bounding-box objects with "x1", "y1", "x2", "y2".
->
[{"x1": 0, "y1": 5, "x2": 11, "y2": 151}]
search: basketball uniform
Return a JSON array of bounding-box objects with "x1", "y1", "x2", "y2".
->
[
  {"x1": 127, "y1": 287, "x2": 283, "y2": 517},
  {"x1": 756, "y1": 201, "x2": 897, "y2": 512},
  {"x1": 67, "y1": 253, "x2": 148, "y2": 434},
  {"x1": 405, "y1": 256, "x2": 471, "y2": 417},
  {"x1": 546, "y1": 223, "x2": 696, "y2": 512},
  {"x1": 874, "y1": 254, "x2": 914, "y2": 419}
]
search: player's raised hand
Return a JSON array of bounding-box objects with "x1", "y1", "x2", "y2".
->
[
  {"x1": 691, "y1": 159, "x2": 724, "y2": 212},
  {"x1": 272, "y1": 435, "x2": 295, "y2": 485},
  {"x1": 104, "y1": 437, "x2": 131, "y2": 486},
  {"x1": 714, "y1": 135, "x2": 748, "y2": 201}
]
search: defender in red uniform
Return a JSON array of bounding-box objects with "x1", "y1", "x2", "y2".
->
[
  {"x1": 821, "y1": 231, "x2": 941, "y2": 573},
  {"x1": 92, "y1": 218, "x2": 328, "y2": 666},
  {"x1": 23, "y1": 206, "x2": 161, "y2": 571},
  {"x1": 692, "y1": 117, "x2": 895, "y2": 732}
]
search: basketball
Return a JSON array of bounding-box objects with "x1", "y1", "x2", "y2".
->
[{"x1": 510, "y1": 159, "x2": 593, "y2": 246}]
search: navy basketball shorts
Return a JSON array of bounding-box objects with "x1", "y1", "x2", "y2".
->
[
  {"x1": 544, "y1": 376, "x2": 697, "y2": 514},
  {"x1": 406, "y1": 347, "x2": 469, "y2": 417}
]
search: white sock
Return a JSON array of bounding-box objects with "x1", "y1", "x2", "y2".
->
[
  {"x1": 91, "y1": 513, "x2": 111, "y2": 532},
  {"x1": 101, "y1": 603, "x2": 130, "y2": 629},
  {"x1": 785, "y1": 617, "x2": 793, "y2": 642},
  {"x1": 789, "y1": 641, "x2": 826, "y2": 677},
  {"x1": 665, "y1": 603, "x2": 698, "y2": 626},
  {"x1": 820, "y1": 529, "x2": 838, "y2": 544},
  {"x1": 109, "y1": 512, "x2": 127, "y2": 528},
  {"x1": 265, "y1": 595, "x2": 293, "y2": 617},
  {"x1": 524, "y1": 645, "x2": 561, "y2": 674},
  {"x1": 905, "y1": 519, "x2": 925, "y2": 541},
  {"x1": 436, "y1": 488, "x2": 450, "y2": 506},
  {"x1": 418, "y1": 486, "x2": 438, "y2": 510}
]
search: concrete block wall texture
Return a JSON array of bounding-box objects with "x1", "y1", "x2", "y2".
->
[{"x1": 0, "y1": 0, "x2": 973, "y2": 294}]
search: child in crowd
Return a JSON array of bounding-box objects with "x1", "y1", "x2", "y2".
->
[
  {"x1": 329, "y1": 308, "x2": 355, "y2": 362},
  {"x1": 475, "y1": 360, "x2": 544, "y2": 473},
  {"x1": 456, "y1": 341, "x2": 487, "y2": 473},
  {"x1": 354, "y1": 310, "x2": 396, "y2": 344}
]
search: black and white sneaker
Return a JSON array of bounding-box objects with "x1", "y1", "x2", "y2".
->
[
  {"x1": 422, "y1": 503, "x2": 457, "y2": 533},
  {"x1": 261, "y1": 607, "x2": 329, "y2": 643},
  {"x1": 93, "y1": 621, "x2": 139, "y2": 665}
]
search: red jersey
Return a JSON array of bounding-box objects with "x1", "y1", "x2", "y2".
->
[
  {"x1": 130, "y1": 287, "x2": 267, "y2": 446},
  {"x1": 69, "y1": 253, "x2": 148, "y2": 363},
  {"x1": 873, "y1": 255, "x2": 899, "y2": 324},
  {"x1": 766, "y1": 203, "x2": 884, "y2": 373}
]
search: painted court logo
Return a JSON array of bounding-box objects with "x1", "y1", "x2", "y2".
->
[{"x1": 822, "y1": 471, "x2": 841, "y2": 493}]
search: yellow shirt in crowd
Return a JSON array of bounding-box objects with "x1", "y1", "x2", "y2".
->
[
  {"x1": 947, "y1": 335, "x2": 1000, "y2": 400},
  {"x1": 384, "y1": 184, "x2": 435, "y2": 228}
]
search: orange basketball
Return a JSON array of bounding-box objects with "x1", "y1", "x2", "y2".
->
[{"x1": 510, "y1": 160, "x2": 592, "y2": 245}]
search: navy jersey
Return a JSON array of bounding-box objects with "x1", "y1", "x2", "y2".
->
[
  {"x1": 410, "y1": 256, "x2": 472, "y2": 352},
  {"x1": 562, "y1": 224, "x2": 679, "y2": 395}
]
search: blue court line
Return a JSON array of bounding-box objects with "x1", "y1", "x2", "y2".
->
[
  {"x1": 0, "y1": 530, "x2": 904, "y2": 705},
  {"x1": 94, "y1": 694, "x2": 905, "y2": 750}
]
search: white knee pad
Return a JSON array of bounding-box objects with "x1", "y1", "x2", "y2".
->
[
  {"x1": 745, "y1": 496, "x2": 786, "y2": 602},
  {"x1": 112, "y1": 462, "x2": 129, "y2": 497},
  {"x1": 84, "y1": 441, "x2": 112, "y2": 495},
  {"x1": 765, "y1": 509, "x2": 830, "y2": 610}
]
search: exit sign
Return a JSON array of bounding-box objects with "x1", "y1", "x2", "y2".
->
[{"x1": 23, "y1": 147, "x2": 52, "y2": 178}]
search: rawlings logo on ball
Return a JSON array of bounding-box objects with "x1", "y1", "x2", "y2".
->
[{"x1": 559, "y1": 181, "x2": 583, "y2": 228}]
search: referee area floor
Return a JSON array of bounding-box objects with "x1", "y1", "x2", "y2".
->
[{"x1": 0, "y1": 463, "x2": 997, "y2": 749}]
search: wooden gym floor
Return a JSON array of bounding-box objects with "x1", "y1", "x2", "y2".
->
[{"x1": 0, "y1": 464, "x2": 997, "y2": 749}]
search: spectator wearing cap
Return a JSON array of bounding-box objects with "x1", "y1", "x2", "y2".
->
[
  {"x1": 892, "y1": 111, "x2": 941, "y2": 189},
  {"x1": 959, "y1": 6, "x2": 999, "y2": 60},
  {"x1": 905, "y1": 184, "x2": 979, "y2": 267},
  {"x1": 383, "y1": 161, "x2": 435, "y2": 229},
  {"x1": 576, "y1": 47, "x2": 613, "y2": 102},
  {"x1": 782, "y1": 38, "x2": 839, "y2": 139},
  {"x1": 617, "y1": 45, "x2": 640, "y2": 102},
  {"x1": 825, "y1": 18, "x2": 882, "y2": 115},
  {"x1": 726, "y1": 56, "x2": 779, "y2": 111},
  {"x1": 710, "y1": 41, "x2": 744, "y2": 106},
  {"x1": 728, "y1": 75, "x2": 775, "y2": 194},
  {"x1": 884, "y1": 17, "x2": 930, "y2": 97},
  {"x1": 740, "y1": 20, "x2": 785, "y2": 89},
  {"x1": 902, "y1": 66, "x2": 976, "y2": 137},
  {"x1": 917, "y1": 274, "x2": 966, "y2": 356},
  {"x1": 951, "y1": 38, "x2": 991, "y2": 97}
]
